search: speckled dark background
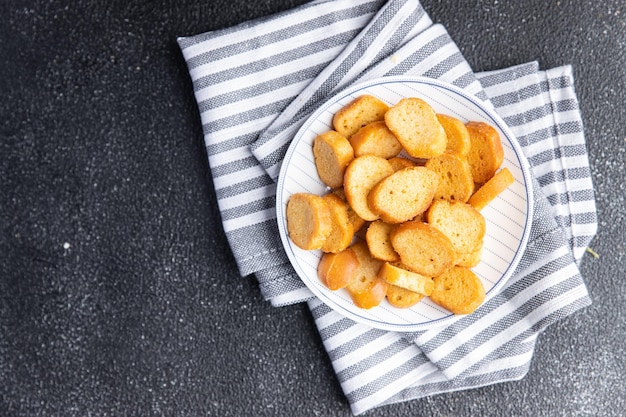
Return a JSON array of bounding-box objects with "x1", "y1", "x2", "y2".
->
[{"x1": 1, "y1": 1, "x2": 624, "y2": 416}]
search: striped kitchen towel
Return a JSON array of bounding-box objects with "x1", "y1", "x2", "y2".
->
[{"x1": 177, "y1": 0, "x2": 597, "y2": 414}]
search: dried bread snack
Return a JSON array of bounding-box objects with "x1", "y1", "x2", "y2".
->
[
  {"x1": 386, "y1": 284, "x2": 424, "y2": 309},
  {"x1": 427, "y1": 199, "x2": 486, "y2": 255},
  {"x1": 313, "y1": 130, "x2": 354, "y2": 189},
  {"x1": 387, "y1": 156, "x2": 416, "y2": 171},
  {"x1": 468, "y1": 167, "x2": 515, "y2": 210},
  {"x1": 365, "y1": 220, "x2": 399, "y2": 262},
  {"x1": 286, "y1": 193, "x2": 331, "y2": 250},
  {"x1": 455, "y1": 244, "x2": 483, "y2": 268},
  {"x1": 367, "y1": 166, "x2": 439, "y2": 224},
  {"x1": 466, "y1": 121, "x2": 505, "y2": 186},
  {"x1": 343, "y1": 155, "x2": 394, "y2": 221},
  {"x1": 430, "y1": 266, "x2": 485, "y2": 314},
  {"x1": 384, "y1": 97, "x2": 447, "y2": 159},
  {"x1": 286, "y1": 95, "x2": 512, "y2": 315},
  {"x1": 332, "y1": 188, "x2": 367, "y2": 233},
  {"x1": 437, "y1": 114, "x2": 471, "y2": 156},
  {"x1": 390, "y1": 221, "x2": 456, "y2": 277},
  {"x1": 332, "y1": 95, "x2": 389, "y2": 138},
  {"x1": 424, "y1": 152, "x2": 475, "y2": 202},
  {"x1": 321, "y1": 193, "x2": 354, "y2": 253},
  {"x1": 377, "y1": 262, "x2": 434, "y2": 296},
  {"x1": 345, "y1": 241, "x2": 388, "y2": 309},
  {"x1": 318, "y1": 247, "x2": 360, "y2": 290},
  {"x1": 349, "y1": 121, "x2": 403, "y2": 158}
]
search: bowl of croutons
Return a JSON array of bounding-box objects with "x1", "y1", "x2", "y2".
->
[{"x1": 276, "y1": 76, "x2": 533, "y2": 331}]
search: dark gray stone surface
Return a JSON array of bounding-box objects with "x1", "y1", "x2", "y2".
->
[{"x1": 1, "y1": 1, "x2": 624, "y2": 416}]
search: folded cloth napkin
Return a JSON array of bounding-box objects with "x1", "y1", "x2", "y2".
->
[{"x1": 178, "y1": 0, "x2": 598, "y2": 414}]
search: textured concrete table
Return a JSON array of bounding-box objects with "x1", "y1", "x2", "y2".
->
[{"x1": 1, "y1": 1, "x2": 624, "y2": 416}]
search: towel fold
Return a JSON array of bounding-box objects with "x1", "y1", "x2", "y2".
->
[{"x1": 178, "y1": 0, "x2": 597, "y2": 414}]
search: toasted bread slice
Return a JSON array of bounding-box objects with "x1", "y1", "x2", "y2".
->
[
  {"x1": 455, "y1": 243, "x2": 483, "y2": 268},
  {"x1": 387, "y1": 156, "x2": 417, "y2": 171},
  {"x1": 345, "y1": 241, "x2": 388, "y2": 309},
  {"x1": 365, "y1": 220, "x2": 399, "y2": 262},
  {"x1": 332, "y1": 95, "x2": 389, "y2": 138},
  {"x1": 367, "y1": 166, "x2": 439, "y2": 224},
  {"x1": 424, "y1": 152, "x2": 475, "y2": 202},
  {"x1": 430, "y1": 266, "x2": 485, "y2": 314},
  {"x1": 321, "y1": 193, "x2": 354, "y2": 253},
  {"x1": 343, "y1": 155, "x2": 394, "y2": 221},
  {"x1": 427, "y1": 199, "x2": 486, "y2": 254},
  {"x1": 378, "y1": 262, "x2": 434, "y2": 296},
  {"x1": 318, "y1": 247, "x2": 360, "y2": 290},
  {"x1": 349, "y1": 121, "x2": 403, "y2": 159},
  {"x1": 332, "y1": 188, "x2": 367, "y2": 233},
  {"x1": 384, "y1": 97, "x2": 447, "y2": 159},
  {"x1": 390, "y1": 221, "x2": 456, "y2": 277},
  {"x1": 468, "y1": 167, "x2": 515, "y2": 210},
  {"x1": 466, "y1": 121, "x2": 505, "y2": 186},
  {"x1": 286, "y1": 193, "x2": 331, "y2": 250},
  {"x1": 313, "y1": 130, "x2": 355, "y2": 189},
  {"x1": 437, "y1": 114, "x2": 471, "y2": 156},
  {"x1": 386, "y1": 284, "x2": 425, "y2": 308}
]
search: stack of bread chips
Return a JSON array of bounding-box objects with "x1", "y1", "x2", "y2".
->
[{"x1": 286, "y1": 95, "x2": 515, "y2": 314}]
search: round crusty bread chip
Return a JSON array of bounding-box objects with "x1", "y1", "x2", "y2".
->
[
  {"x1": 365, "y1": 220, "x2": 399, "y2": 262},
  {"x1": 377, "y1": 262, "x2": 434, "y2": 296},
  {"x1": 466, "y1": 121, "x2": 505, "y2": 186},
  {"x1": 286, "y1": 193, "x2": 331, "y2": 250},
  {"x1": 427, "y1": 199, "x2": 486, "y2": 255},
  {"x1": 424, "y1": 152, "x2": 475, "y2": 202},
  {"x1": 387, "y1": 156, "x2": 417, "y2": 172},
  {"x1": 367, "y1": 166, "x2": 439, "y2": 224},
  {"x1": 437, "y1": 114, "x2": 471, "y2": 156},
  {"x1": 321, "y1": 193, "x2": 354, "y2": 253},
  {"x1": 349, "y1": 121, "x2": 403, "y2": 159},
  {"x1": 455, "y1": 243, "x2": 483, "y2": 268},
  {"x1": 386, "y1": 284, "x2": 424, "y2": 309},
  {"x1": 468, "y1": 167, "x2": 515, "y2": 211},
  {"x1": 345, "y1": 241, "x2": 388, "y2": 309},
  {"x1": 384, "y1": 97, "x2": 447, "y2": 159},
  {"x1": 390, "y1": 221, "x2": 456, "y2": 277},
  {"x1": 429, "y1": 266, "x2": 485, "y2": 315},
  {"x1": 313, "y1": 130, "x2": 354, "y2": 189},
  {"x1": 343, "y1": 155, "x2": 394, "y2": 221},
  {"x1": 332, "y1": 188, "x2": 367, "y2": 233},
  {"x1": 318, "y1": 247, "x2": 360, "y2": 290},
  {"x1": 332, "y1": 95, "x2": 390, "y2": 139}
]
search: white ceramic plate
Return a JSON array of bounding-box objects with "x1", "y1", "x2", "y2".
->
[{"x1": 276, "y1": 76, "x2": 533, "y2": 332}]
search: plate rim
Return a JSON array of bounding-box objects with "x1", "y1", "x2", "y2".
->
[{"x1": 276, "y1": 75, "x2": 534, "y2": 332}]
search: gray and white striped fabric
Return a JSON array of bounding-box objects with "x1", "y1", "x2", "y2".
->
[{"x1": 178, "y1": 0, "x2": 597, "y2": 414}]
